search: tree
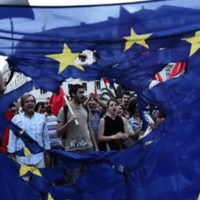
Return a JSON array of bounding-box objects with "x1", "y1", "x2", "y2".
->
[{"x1": 99, "y1": 82, "x2": 136, "y2": 101}]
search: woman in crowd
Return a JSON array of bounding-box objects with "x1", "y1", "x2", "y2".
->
[
  {"x1": 129, "y1": 104, "x2": 155, "y2": 140},
  {"x1": 35, "y1": 101, "x2": 45, "y2": 114},
  {"x1": 117, "y1": 104, "x2": 141, "y2": 148},
  {"x1": 98, "y1": 99, "x2": 128, "y2": 150}
]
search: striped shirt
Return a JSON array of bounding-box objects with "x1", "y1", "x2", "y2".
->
[{"x1": 44, "y1": 114, "x2": 62, "y2": 147}]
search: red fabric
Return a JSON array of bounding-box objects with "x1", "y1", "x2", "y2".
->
[
  {"x1": 103, "y1": 77, "x2": 109, "y2": 83},
  {"x1": 49, "y1": 86, "x2": 65, "y2": 116},
  {"x1": 0, "y1": 110, "x2": 15, "y2": 153},
  {"x1": 169, "y1": 62, "x2": 186, "y2": 79}
]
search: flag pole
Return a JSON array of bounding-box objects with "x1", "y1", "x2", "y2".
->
[{"x1": 64, "y1": 95, "x2": 79, "y2": 126}]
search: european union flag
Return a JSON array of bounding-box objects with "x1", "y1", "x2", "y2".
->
[{"x1": 1, "y1": 1, "x2": 200, "y2": 200}]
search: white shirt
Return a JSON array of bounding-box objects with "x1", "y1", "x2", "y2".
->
[{"x1": 8, "y1": 112, "x2": 50, "y2": 165}]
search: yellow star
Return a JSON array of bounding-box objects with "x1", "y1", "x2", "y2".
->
[
  {"x1": 19, "y1": 130, "x2": 24, "y2": 135},
  {"x1": 46, "y1": 43, "x2": 84, "y2": 73},
  {"x1": 124, "y1": 28, "x2": 152, "y2": 51},
  {"x1": 198, "y1": 192, "x2": 200, "y2": 200},
  {"x1": 47, "y1": 193, "x2": 54, "y2": 200},
  {"x1": 24, "y1": 146, "x2": 31, "y2": 156},
  {"x1": 19, "y1": 164, "x2": 42, "y2": 177},
  {"x1": 183, "y1": 30, "x2": 200, "y2": 57}
]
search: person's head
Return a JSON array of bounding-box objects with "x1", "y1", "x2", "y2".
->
[
  {"x1": 107, "y1": 99, "x2": 118, "y2": 116},
  {"x1": 117, "y1": 104, "x2": 125, "y2": 117},
  {"x1": 35, "y1": 102, "x2": 45, "y2": 114},
  {"x1": 69, "y1": 84, "x2": 85, "y2": 104},
  {"x1": 121, "y1": 91, "x2": 131, "y2": 108},
  {"x1": 128, "y1": 98, "x2": 137, "y2": 117},
  {"x1": 20, "y1": 94, "x2": 36, "y2": 115},
  {"x1": 88, "y1": 100, "x2": 97, "y2": 111},
  {"x1": 44, "y1": 98, "x2": 51, "y2": 114},
  {"x1": 133, "y1": 105, "x2": 140, "y2": 118}
]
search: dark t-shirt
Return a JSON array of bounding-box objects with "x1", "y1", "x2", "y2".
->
[{"x1": 104, "y1": 115, "x2": 124, "y2": 150}]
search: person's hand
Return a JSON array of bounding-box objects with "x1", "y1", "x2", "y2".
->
[
  {"x1": 45, "y1": 153, "x2": 51, "y2": 165},
  {"x1": 124, "y1": 110, "x2": 130, "y2": 119},
  {"x1": 89, "y1": 93, "x2": 95, "y2": 100},
  {"x1": 68, "y1": 113, "x2": 77, "y2": 124},
  {"x1": 115, "y1": 132, "x2": 127, "y2": 139}
]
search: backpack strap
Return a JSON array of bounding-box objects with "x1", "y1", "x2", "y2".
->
[
  {"x1": 63, "y1": 104, "x2": 68, "y2": 124},
  {"x1": 83, "y1": 104, "x2": 89, "y2": 122},
  {"x1": 63, "y1": 104, "x2": 89, "y2": 123}
]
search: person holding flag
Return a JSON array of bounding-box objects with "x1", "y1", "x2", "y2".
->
[{"x1": 57, "y1": 84, "x2": 98, "y2": 184}]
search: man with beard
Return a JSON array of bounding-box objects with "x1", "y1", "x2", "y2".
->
[
  {"x1": 121, "y1": 91, "x2": 132, "y2": 118},
  {"x1": 57, "y1": 84, "x2": 98, "y2": 184},
  {"x1": 44, "y1": 98, "x2": 63, "y2": 167},
  {"x1": 57, "y1": 84, "x2": 98, "y2": 152},
  {"x1": 8, "y1": 94, "x2": 51, "y2": 169}
]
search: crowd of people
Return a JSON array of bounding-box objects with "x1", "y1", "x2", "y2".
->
[{"x1": 0, "y1": 83, "x2": 166, "y2": 184}]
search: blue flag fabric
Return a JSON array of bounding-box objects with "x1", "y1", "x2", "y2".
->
[{"x1": 1, "y1": 1, "x2": 200, "y2": 200}]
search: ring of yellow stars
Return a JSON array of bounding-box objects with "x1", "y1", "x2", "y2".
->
[
  {"x1": 124, "y1": 28, "x2": 152, "y2": 51},
  {"x1": 19, "y1": 164, "x2": 42, "y2": 177},
  {"x1": 46, "y1": 43, "x2": 84, "y2": 73},
  {"x1": 183, "y1": 30, "x2": 200, "y2": 57}
]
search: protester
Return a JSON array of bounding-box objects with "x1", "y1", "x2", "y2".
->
[
  {"x1": 129, "y1": 104, "x2": 155, "y2": 139},
  {"x1": 57, "y1": 84, "x2": 98, "y2": 184},
  {"x1": 98, "y1": 99, "x2": 128, "y2": 150},
  {"x1": 8, "y1": 94, "x2": 51, "y2": 170},
  {"x1": 85, "y1": 92, "x2": 107, "y2": 151},
  {"x1": 121, "y1": 91, "x2": 132, "y2": 118},
  {"x1": 117, "y1": 104, "x2": 138, "y2": 148},
  {"x1": 35, "y1": 101, "x2": 45, "y2": 114},
  {"x1": 44, "y1": 98, "x2": 63, "y2": 167},
  {"x1": 121, "y1": 92, "x2": 131, "y2": 109}
]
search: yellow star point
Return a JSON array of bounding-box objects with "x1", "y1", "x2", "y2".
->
[
  {"x1": 183, "y1": 30, "x2": 200, "y2": 57},
  {"x1": 24, "y1": 146, "x2": 31, "y2": 157},
  {"x1": 19, "y1": 130, "x2": 24, "y2": 135},
  {"x1": 124, "y1": 28, "x2": 152, "y2": 51},
  {"x1": 197, "y1": 192, "x2": 200, "y2": 200},
  {"x1": 47, "y1": 193, "x2": 54, "y2": 200},
  {"x1": 19, "y1": 164, "x2": 42, "y2": 177},
  {"x1": 46, "y1": 43, "x2": 84, "y2": 73}
]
